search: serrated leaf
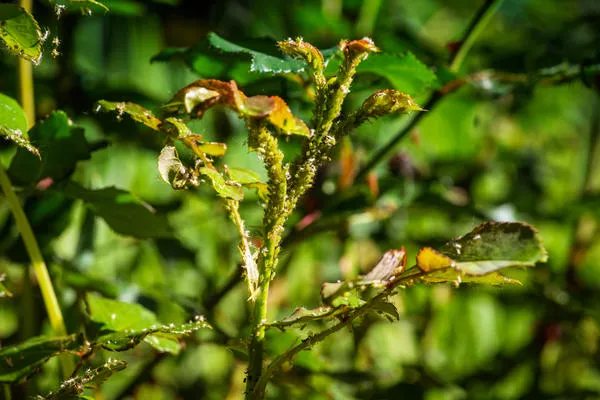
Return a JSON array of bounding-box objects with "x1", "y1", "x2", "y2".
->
[
  {"x1": 357, "y1": 52, "x2": 436, "y2": 96},
  {"x1": 199, "y1": 167, "x2": 244, "y2": 201},
  {"x1": 0, "y1": 4, "x2": 42, "y2": 63},
  {"x1": 8, "y1": 111, "x2": 91, "y2": 186},
  {"x1": 60, "y1": 182, "x2": 173, "y2": 238},
  {"x1": 0, "y1": 334, "x2": 82, "y2": 383},
  {"x1": 417, "y1": 222, "x2": 547, "y2": 284},
  {"x1": 158, "y1": 145, "x2": 196, "y2": 190},
  {"x1": 37, "y1": 359, "x2": 126, "y2": 400},
  {"x1": 208, "y1": 32, "x2": 305, "y2": 74},
  {"x1": 96, "y1": 101, "x2": 161, "y2": 131},
  {"x1": 86, "y1": 294, "x2": 209, "y2": 355}
]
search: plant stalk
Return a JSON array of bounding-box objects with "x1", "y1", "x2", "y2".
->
[{"x1": 9, "y1": 0, "x2": 74, "y2": 379}]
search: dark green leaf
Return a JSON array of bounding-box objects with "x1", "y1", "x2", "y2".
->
[
  {"x1": 368, "y1": 298, "x2": 400, "y2": 321},
  {"x1": 357, "y1": 52, "x2": 437, "y2": 96},
  {"x1": 199, "y1": 167, "x2": 244, "y2": 201},
  {"x1": 37, "y1": 359, "x2": 126, "y2": 400},
  {"x1": 8, "y1": 111, "x2": 91, "y2": 186},
  {"x1": 60, "y1": 182, "x2": 173, "y2": 238},
  {"x1": 0, "y1": 334, "x2": 82, "y2": 383},
  {"x1": 207, "y1": 32, "x2": 305, "y2": 74},
  {"x1": 0, "y1": 4, "x2": 42, "y2": 63}
]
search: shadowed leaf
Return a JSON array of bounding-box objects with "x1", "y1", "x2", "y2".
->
[
  {"x1": 61, "y1": 182, "x2": 173, "y2": 238},
  {"x1": 0, "y1": 335, "x2": 82, "y2": 383},
  {"x1": 96, "y1": 101, "x2": 161, "y2": 131}
]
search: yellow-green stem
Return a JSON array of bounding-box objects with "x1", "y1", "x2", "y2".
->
[
  {"x1": 10, "y1": 0, "x2": 74, "y2": 379},
  {"x1": 0, "y1": 167, "x2": 74, "y2": 378}
]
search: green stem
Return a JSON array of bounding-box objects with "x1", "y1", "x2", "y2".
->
[
  {"x1": 355, "y1": 0, "x2": 382, "y2": 37},
  {"x1": 449, "y1": 0, "x2": 505, "y2": 73},
  {"x1": 356, "y1": 0, "x2": 504, "y2": 180},
  {"x1": 17, "y1": 0, "x2": 35, "y2": 128},
  {"x1": 246, "y1": 123, "x2": 287, "y2": 399},
  {"x1": 0, "y1": 168, "x2": 74, "y2": 378},
  {"x1": 11, "y1": 0, "x2": 74, "y2": 379}
]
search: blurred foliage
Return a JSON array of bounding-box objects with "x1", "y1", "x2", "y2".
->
[{"x1": 1, "y1": 0, "x2": 600, "y2": 399}]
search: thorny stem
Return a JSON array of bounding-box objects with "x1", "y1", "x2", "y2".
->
[
  {"x1": 253, "y1": 268, "x2": 433, "y2": 394},
  {"x1": 356, "y1": 0, "x2": 505, "y2": 180},
  {"x1": 225, "y1": 199, "x2": 258, "y2": 297},
  {"x1": 246, "y1": 121, "x2": 287, "y2": 399}
]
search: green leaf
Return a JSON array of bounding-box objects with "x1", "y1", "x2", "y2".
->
[
  {"x1": 60, "y1": 182, "x2": 173, "y2": 238},
  {"x1": 0, "y1": 334, "x2": 82, "y2": 383},
  {"x1": 96, "y1": 101, "x2": 161, "y2": 131},
  {"x1": 227, "y1": 168, "x2": 268, "y2": 201},
  {"x1": 417, "y1": 222, "x2": 548, "y2": 284},
  {"x1": 86, "y1": 294, "x2": 210, "y2": 355},
  {"x1": 0, "y1": 4, "x2": 42, "y2": 63},
  {"x1": 199, "y1": 167, "x2": 244, "y2": 201},
  {"x1": 207, "y1": 32, "x2": 305, "y2": 74},
  {"x1": 357, "y1": 52, "x2": 437, "y2": 96},
  {"x1": 38, "y1": 359, "x2": 126, "y2": 400},
  {"x1": 8, "y1": 111, "x2": 91, "y2": 186},
  {"x1": 0, "y1": 93, "x2": 38, "y2": 156},
  {"x1": 54, "y1": 0, "x2": 109, "y2": 14}
]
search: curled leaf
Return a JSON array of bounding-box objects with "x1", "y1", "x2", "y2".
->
[
  {"x1": 340, "y1": 37, "x2": 379, "y2": 68},
  {"x1": 278, "y1": 38, "x2": 325, "y2": 85},
  {"x1": 356, "y1": 89, "x2": 423, "y2": 123},
  {"x1": 158, "y1": 145, "x2": 197, "y2": 190},
  {"x1": 163, "y1": 79, "x2": 237, "y2": 117}
]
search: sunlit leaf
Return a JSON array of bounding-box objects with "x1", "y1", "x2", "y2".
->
[
  {"x1": 356, "y1": 89, "x2": 423, "y2": 123},
  {"x1": 0, "y1": 4, "x2": 42, "y2": 63},
  {"x1": 265, "y1": 96, "x2": 311, "y2": 136},
  {"x1": 417, "y1": 222, "x2": 547, "y2": 284},
  {"x1": 199, "y1": 167, "x2": 244, "y2": 201},
  {"x1": 357, "y1": 52, "x2": 437, "y2": 96},
  {"x1": 37, "y1": 359, "x2": 126, "y2": 400},
  {"x1": 9, "y1": 111, "x2": 91, "y2": 186},
  {"x1": 0, "y1": 93, "x2": 38, "y2": 156},
  {"x1": 196, "y1": 142, "x2": 227, "y2": 157},
  {"x1": 96, "y1": 100, "x2": 161, "y2": 131},
  {"x1": 0, "y1": 334, "x2": 82, "y2": 383},
  {"x1": 61, "y1": 182, "x2": 173, "y2": 238},
  {"x1": 86, "y1": 294, "x2": 209, "y2": 355}
]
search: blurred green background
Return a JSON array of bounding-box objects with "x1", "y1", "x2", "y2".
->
[{"x1": 1, "y1": 0, "x2": 600, "y2": 398}]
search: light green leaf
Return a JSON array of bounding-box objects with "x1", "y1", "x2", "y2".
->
[
  {"x1": 207, "y1": 32, "x2": 305, "y2": 74},
  {"x1": 37, "y1": 359, "x2": 126, "y2": 400},
  {"x1": 61, "y1": 182, "x2": 173, "y2": 238},
  {"x1": 0, "y1": 334, "x2": 82, "y2": 383},
  {"x1": 86, "y1": 294, "x2": 210, "y2": 355},
  {"x1": 96, "y1": 100, "x2": 162, "y2": 131},
  {"x1": 199, "y1": 167, "x2": 244, "y2": 201},
  {"x1": 0, "y1": 93, "x2": 38, "y2": 155},
  {"x1": 357, "y1": 52, "x2": 436, "y2": 96},
  {"x1": 228, "y1": 167, "x2": 262, "y2": 184},
  {"x1": 0, "y1": 4, "x2": 42, "y2": 63}
]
